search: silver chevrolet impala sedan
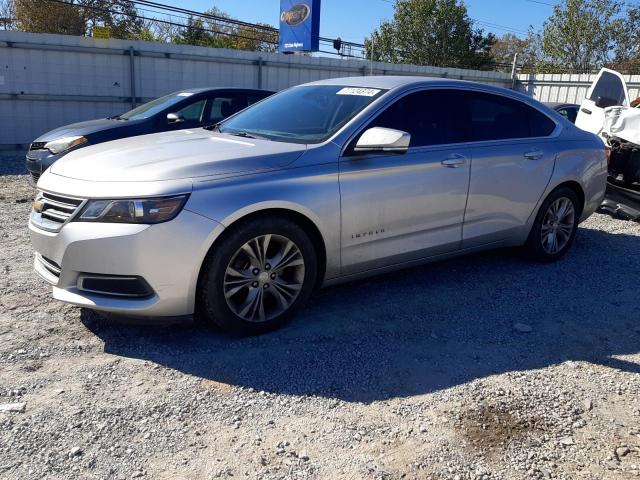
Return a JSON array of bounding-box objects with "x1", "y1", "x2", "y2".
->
[{"x1": 29, "y1": 77, "x2": 607, "y2": 334}]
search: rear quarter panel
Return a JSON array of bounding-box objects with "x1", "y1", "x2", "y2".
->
[{"x1": 542, "y1": 138, "x2": 607, "y2": 222}]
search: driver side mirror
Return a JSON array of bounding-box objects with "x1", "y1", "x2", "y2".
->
[
  {"x1": 167, "y1": 112, "x2": 185, "y2": 125},
  {"x1": 354, "y1": 127, "x2": 411, "y2": 154}
]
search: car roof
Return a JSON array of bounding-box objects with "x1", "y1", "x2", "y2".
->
[
  {"x1": 301, "y1": 75, "x2": 550, "y2": 109},
  {"x1": 303, "y1": 75, "x2": 475, "y2": 90},
  {"x1": 174, "y1": 87, "x2": 274, "y2": 95}
]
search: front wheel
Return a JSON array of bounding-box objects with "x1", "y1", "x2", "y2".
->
[
  {"x1": 197, "y1": 217, "x2": 317, "y2": 335},
  {"x1": 524, "y1": 187, "x2": 580, "y2": 262}
]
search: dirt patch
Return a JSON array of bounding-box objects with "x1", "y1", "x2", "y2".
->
[
  {"x1": 458, "y1": 401, "x2": 549, "y2": 452},
  {"x1": 200, "y1": 378, "x2": 234, "y2": 393}
]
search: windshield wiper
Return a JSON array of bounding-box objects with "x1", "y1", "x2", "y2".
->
[
  {"x1": 107, "y1": 115, "x2": 127, "y2": 121},
  {"x1": 205, "y1": 126, "x2": 269, "y2": 140},
  {"x1": 230, "y1": 131, "x2": 257, "y2": 139},
  {"x1": 227, "y1": 131, "x2": 270, "y2": 140}
]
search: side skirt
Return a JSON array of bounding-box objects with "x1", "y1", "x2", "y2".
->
[{"x1": 321, "y1": 240, "x2": 506, "y2": 288}]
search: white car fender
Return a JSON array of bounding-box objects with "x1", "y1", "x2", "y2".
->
[{"x1": 603, "y1": 106, "x2": 640, "y2": 145}]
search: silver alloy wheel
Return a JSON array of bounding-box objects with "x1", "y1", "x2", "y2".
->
[
  {"x1": 540, "y1": 197, "x2": 576, "y2": 255},
  {"x1": 223, "y1": 234, "x2": 305, "y2": 323}
]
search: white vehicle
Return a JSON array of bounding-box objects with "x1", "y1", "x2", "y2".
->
[
  {"x1": 576, "y1": 68, "x2": 640, "y2": 219},
  {"x1": 575, "y1": 68, "x2": 630, "y2": 136}
]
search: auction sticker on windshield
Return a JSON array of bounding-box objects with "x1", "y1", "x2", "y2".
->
[{"x1": 336, "y1": 87, "x2": 381, "y2": 97}]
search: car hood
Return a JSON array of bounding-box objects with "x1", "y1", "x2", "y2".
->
[
  {"x1": 49, "y1": 129, "x2": 307, "y2": 182},
  {"x1": 34, "y1": 118, "x2": 142, "y2": 142}
]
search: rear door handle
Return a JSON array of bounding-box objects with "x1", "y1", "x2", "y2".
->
[
  {"x1": 581, "y1": 107, "x2": 592, "y2": 115},
  {"x1": 524, "y1": 150, "x2": 544, "y2": 160},
  {"x1": 441, "y1": 154, "x2": 467, "y2": 168}
]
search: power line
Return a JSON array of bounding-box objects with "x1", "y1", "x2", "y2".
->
[
  {"x1": 476, "y1": 20, "x2": 529, "y2": 35},
  {"x1": 43, "y1": 0, "x2": 368, "y2": 58},
  {"x1": 378, "y1": 0, "x2": 530, "y2": 36},
  {"x1": 43, "y1": 0, "x2": 280, "y2": 46},
  {"x1": 125, "y1": 0, "x2": 367, "y2": 49},
  {"x1": 525, "y1": 0, "x2": 556, "y2": 6}
]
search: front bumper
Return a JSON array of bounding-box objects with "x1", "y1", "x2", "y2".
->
[
  {"x1": 25, "y1": 149, "x2": 64, "y2": 186},
  {"x1": 29, "y1": 210, "x2": 224, "y2": 317}
]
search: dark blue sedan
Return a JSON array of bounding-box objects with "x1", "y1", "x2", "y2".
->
[{"x1": 26, "y1": 87, "x2": 274, "y2": 185}]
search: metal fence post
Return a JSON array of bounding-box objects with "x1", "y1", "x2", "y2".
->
[
  {"x1": 510, "y1": 53, "x2": 518, "y2": 90},
  {"x1": 129, "y1": 46, "x2": 136, "y2": 109},
  {"x1": 257, "y1": 57, "x2": 263, "y2": 89}
]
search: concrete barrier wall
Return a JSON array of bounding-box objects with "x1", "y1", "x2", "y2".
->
[
  {"x1": 2, "y1": 31, "x2": 640, "y2": 146},
  {"x1": 0, "y1": 31, "x2": 512, "y2": 145}
]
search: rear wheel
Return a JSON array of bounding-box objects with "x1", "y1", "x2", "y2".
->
[
  {"x1": 524, "y1": 187, "x2": 580, "y2": 262},
  {"x1": 197, "y1": 217, "x2": 317, "y2": 335}
]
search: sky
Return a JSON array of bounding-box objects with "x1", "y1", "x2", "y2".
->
[{"x1": 177, "y1": 0, "x2": 554, "y2": 43}]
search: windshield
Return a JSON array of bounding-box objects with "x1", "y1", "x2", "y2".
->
[
  {"x1": 219, "y1": 85, "x2": 387, "y2": 143},
  {"x1": 120, "y1": 92, "x2": 195, "y2": 120}
]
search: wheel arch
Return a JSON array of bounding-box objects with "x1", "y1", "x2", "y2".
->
[
  {"x1": 549, "y1": 180, "x2": 585, "y2": 216},
  {"x1": 195, "y1": 203, "x2": 329, "y2": 301},
  {"x1": 520, "y1": 180, "x2": 586, "y2": 248}
]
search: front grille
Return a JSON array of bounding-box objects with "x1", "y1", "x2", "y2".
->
[
  {"x1": 31, "y1": 191, "x2": 86, "y2": 232},
  {"x1": 37, "y1": 254, "x2": 61, "y2": 278},
  {"x1": 40, "y1": 192, "x2": 84, "y2": 223},
  {"x1": 30, "y1": 142, "x2": 46, "y2": 151}
]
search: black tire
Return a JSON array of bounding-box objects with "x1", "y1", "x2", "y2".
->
[
  {"x1": 197, "y1": 216, "x2": 317, "y2": 335},
  {"x1": 524, "y1": 186, "x2": 581, "y2": 263}
]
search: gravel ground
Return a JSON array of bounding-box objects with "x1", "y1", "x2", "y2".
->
[{"x1": 1, "y1": 169, "x2": 640, "y2": 480}]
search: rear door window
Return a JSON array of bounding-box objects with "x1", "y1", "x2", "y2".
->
[
  {"x1": 529, "y1": 106, "x2": 557, "y2": 137},
  {"x1": 460, "y1": 91, "x2": 555, "y2": 142},
  {"x1": 206, "y1": 94, "x2": 259, "y2": 124}
]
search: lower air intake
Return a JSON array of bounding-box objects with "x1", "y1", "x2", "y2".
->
[{"x1": 78, "y1": 275, "x2": 153, "y2": 298}]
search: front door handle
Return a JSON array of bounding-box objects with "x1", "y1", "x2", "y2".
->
[
  {"x1": 441, "y1": 154, "x2": 467, "y2": 168},
  {"x1": 581, "y1": 107, "x2": 592, "y2": 115},
  {"x1": 524, "y1": 150, "x2": 544, "y2": 160}
]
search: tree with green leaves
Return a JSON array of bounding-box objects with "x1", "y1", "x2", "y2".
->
[
  {"x1": 234, "y1": 24, "x2": 278, "y2": 53},
  {"x1": 77, "y1": 0, "x2": 144, "y2": 40},
  {"x1": 172, "y1": 13, "x2": 236, "y2": 49},
  {"x1": 490, "y1": 32, "x2": 540, "y2": 71},
  {"x1": 172, "y1": 8, "x2": 277, "y2": 52},
  {"x1": 173, "y1": 16, "x2": 215, "y2": 47},
  {"x1": 539, "y1": 0, "x2": 624, "y2": 71},
  {"x1": 365, "y1": 0, "x2": 496, "y2": 70},
  {"x1": 612, "y1": 4, "x2": 640, "y2": 73},
  {"x1": 13, "y1": 0, "x2": 143, "y2": 38},
  {"x1": 15, "y1": 0, "x2": 84, "y2": 35}
]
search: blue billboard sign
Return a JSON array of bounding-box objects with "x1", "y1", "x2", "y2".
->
[{"x1": 279, "y1": 0, "x2": 321, "y2": 53}]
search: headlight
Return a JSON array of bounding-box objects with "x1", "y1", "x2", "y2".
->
[
  {"x1": 44, "y1": 136, "x2": 88, "y2": 155},
  {"x1": 77, "y1": 195, "x2": 189, "y2": 224}
]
